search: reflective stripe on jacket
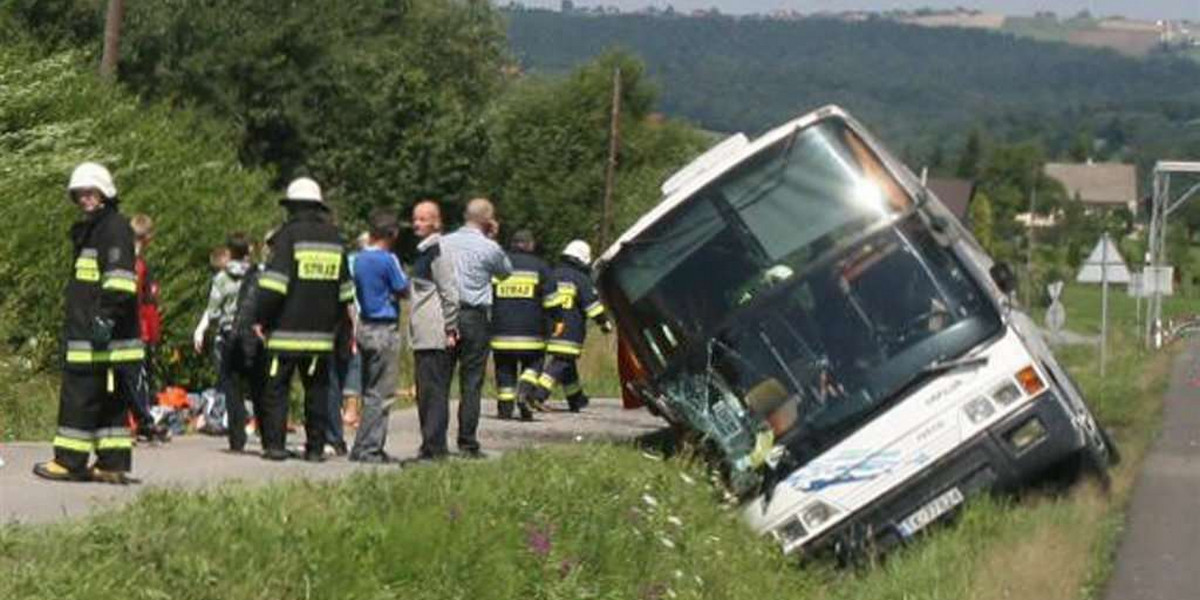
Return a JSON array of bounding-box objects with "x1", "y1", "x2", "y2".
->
[
  {"x1": 63, "y1": 205, "x2": 141, "y2": 365},
  {"x1": 490, "y1": 250, "x2": 558, "y2": 352},
  {"x1": 545, "y1": 258, "x2": 606, "y2": 356},
  {"x1": 255, "y1": 209, "x2": 352, "y2": 354}
]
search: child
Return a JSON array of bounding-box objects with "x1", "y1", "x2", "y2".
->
[
  {"x1": 194, "y1": 238, "x2": 248, "y2": 431},
  {"x1": 124, "y1": 214, "x2": 169, "y2": 442},
  {"x1": 193, "y1": 245, "x2": 232, "y2": 367}
]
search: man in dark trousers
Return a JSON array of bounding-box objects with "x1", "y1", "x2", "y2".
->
[
  {"x1": 409, "y1": 200, "x2": 459, "y2": 461},
  {"x1": 34, "y1": 162, "x2": 141, "y2": 483},
  {"x1": 526, "y1": 240, "x2": 612, "y2": 413},
  {"x1": 254, "y1": 177, "x2": 355, "y2": 462},
  {"x1": 440, "y1": 198, "x2": 511, "y2": 457},
  {"x1": 490, "y1": 230, "x2": 559, "y2": 421}
]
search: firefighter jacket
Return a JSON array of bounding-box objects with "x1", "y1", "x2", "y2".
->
[
  {"x1": 545, "y1": 257, "x2": 609, "y2": 357},
  {"x1": 490, "y1": 250, "x2": 559, "y2": 352},
  {"x1": 64, "y1": 204, "x2": 142, "y2": 367},
  {"x1": 255, "y1": 208, "x2": 354, "y2": 354}
]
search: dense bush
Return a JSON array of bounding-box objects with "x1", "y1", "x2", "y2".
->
[{"x1": 0, "y1": 45, "x2": 275, "y2": 382}]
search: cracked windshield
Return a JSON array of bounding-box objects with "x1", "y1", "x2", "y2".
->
[{"x1": 602, "y1": 118, "x2": 1002, "y2": 490}]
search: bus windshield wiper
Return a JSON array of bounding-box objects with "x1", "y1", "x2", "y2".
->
[{"x1": 919, "y1": 355, "x2": 989, "y2": 378}]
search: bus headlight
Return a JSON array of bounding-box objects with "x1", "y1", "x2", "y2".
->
[
  {"x1": 990, "y1": 381, "x2": 1023, "y2": 406},
  {"x1": 962, "y1": 396, "x2": 996, "y2": 424},
  {"x1": 774, "y1": 516, "x2": 808, "y2": 545},
  {"x1": 801, "y1": 500, "x2": 841, "y2": 530}
]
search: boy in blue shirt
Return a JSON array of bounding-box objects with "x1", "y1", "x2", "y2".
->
[{"x1": 349, "y1": 209, "x2": 409, "y2": 463}]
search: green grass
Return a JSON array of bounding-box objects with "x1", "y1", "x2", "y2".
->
[
  {"x1": 0, "y1": 446, "x2": 809, "y2": 600},
  {"x1": 1050, "y1": 281, "x2": 1197, "y2": 348},
  {"x1": 0, "y1": 354, "x2": 57, "y2": 442}
]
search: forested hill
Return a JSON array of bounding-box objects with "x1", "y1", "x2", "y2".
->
[{"x1": 505, "y1": 9, "x2": 1200, "y2": 164}]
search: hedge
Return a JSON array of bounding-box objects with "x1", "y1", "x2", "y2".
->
[{"x1": 0, "y1": 45, "x2": 276, "y2": 386}]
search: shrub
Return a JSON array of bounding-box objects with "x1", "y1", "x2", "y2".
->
[{"x1": 0, "y1": 45, "x2": 275, "y2": 385}]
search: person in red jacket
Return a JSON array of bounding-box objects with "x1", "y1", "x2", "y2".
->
[{"x1": 122, "y1": 214, "x2": 169, "y2": 443}]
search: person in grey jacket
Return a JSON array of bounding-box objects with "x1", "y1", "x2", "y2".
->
[{"x1": 408, "y1": 200, "x2": 459, "y2": 460}]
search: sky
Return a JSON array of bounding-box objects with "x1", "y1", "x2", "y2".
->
[{"x1": 515, "y1": 1, "x2": 1200, "y2": 21}]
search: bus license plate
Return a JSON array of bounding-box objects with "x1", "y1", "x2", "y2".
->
[{"x1": 898, "y1": 487, "x2": 964, "y2": 538}]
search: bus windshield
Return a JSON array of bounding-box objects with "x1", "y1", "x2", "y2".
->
[{"x1": 600, "y1": 118, "x2": 1002, "y2": 488}]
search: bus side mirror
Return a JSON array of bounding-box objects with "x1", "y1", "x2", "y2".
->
[{"x1": 990, "y1": 263, "x2": 1017, "y2": 295}]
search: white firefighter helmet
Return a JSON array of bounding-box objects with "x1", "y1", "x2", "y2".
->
[
  {"x1": 67, "y1": 162, "x2": 117, "y2": 200},
  {"x1": 562, "y1": 239, "x2": 592, "y2": 265},
  {"x1": 282, "y1": 177, "x2": 324, "y2": 205}
]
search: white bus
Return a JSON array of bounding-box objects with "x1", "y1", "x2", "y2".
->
[{"x1": 596, "y1": 106, "x2": 1117, "y2": 558}]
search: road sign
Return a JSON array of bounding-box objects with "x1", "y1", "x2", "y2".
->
[{"x1": 1046, "y1": 280, "x2": 1066, "y2": 334}]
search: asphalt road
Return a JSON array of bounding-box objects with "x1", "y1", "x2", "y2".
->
[
  {"x1": 0, "y1": 398, "x2": 663, "y2": 525},
  {"x1": 1104, "y1": 338, "x2": 1200, "y2": 600}
]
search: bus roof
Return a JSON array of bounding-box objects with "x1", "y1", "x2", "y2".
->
[{"x1": 595, "y1": 104, "x2": 849, "y2": 270}]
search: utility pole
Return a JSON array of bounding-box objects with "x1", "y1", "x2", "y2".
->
[
  {"x1": 1100, "y1": 232, "x2": 1110, "y2": 378},
  {"x1": 1025, "y1": 165, "x2": 1038, "y2": 307},
  {"x1": 99, "y1": 0, "x2": 125, "y2": 80},
  {"x1": 600, "y1": 66, "x2": 622, "y2": 251}
]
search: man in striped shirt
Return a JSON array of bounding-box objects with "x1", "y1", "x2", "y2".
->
[{"x1": 440, "y1": 198, "x2": 512, "y2": 457}]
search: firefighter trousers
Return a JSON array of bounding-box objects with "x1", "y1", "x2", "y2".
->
[
  {"x1": 261, "y1": 353, "x2": 332, "y2": 456},
  {"x1": 528, "y1": 353, "x2": 587, "y2": 408},
  {"x1": 53, "y1": 366, "x2": 133, "y2": 474},
  {"x1": 494, "y1": 350, "x2": 545, "y2": 407}
]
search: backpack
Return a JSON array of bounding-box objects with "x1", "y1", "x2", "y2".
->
[
  {"x1": 229, "y1": 265, "x2": 265, "y2": 367},
  {"x1": 230, "y1": 264, "x2": 261, "y2": 337}
]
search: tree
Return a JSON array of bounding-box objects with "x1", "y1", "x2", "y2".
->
[
  {"x1": 501, "y1": 9, "x2": 1200, "y2": 171},
  {"x1": 98, "y1": 0, "x2": 122, "y2": 79},
  {"x1": 956, "y1": 129, "x2": 983, "y2": 179},
  {"x1": 969, "y1": 190, "x2": 996, "y2": 254},
  {"x1": 478, "y1": 51, "x2": 705, "y2": 254},
  {"x1": 927, "y1": 143, "x2": 946, "y2": 174},
  {"x1": 1067, "y1": 130, "x2": 1091, "y2": 162},
  {"x1": 0, "y1": 0, "x2": 104, "y2": 48},
  {"x1": 113, "y1": 0, "x2": 509, "y2": 225}
]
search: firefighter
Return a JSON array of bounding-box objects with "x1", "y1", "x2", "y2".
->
[
  {"x1": 33, "y1": 163, "x2": 141, "y2": 483},
  {"x1": 490, "y1": 230, "x2": 560, "y2": 421},
  {"x1": 254, "y1": 177, "x2": 355, "y2": 462},
  {"x1": 526, "y1": 240, "x2": 612, "y2": 413}
]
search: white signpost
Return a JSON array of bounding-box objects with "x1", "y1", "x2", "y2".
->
[
  {"x1": 1046, "y1": 280, "x2": 1066, "y2": 338},
  {"x1": 1075, "y1": 234, "x2": 1130, "y2": 376},
  {"x1": 1076, "y1": 235, "x2": 1131, "y2": 285},
  {"x1": 1100, "y1": 236, "x2": 1109, "y2": 378}
]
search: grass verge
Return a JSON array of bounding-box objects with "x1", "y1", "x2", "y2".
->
[{"x1": 0, "y1": 354, "x2": 57, "y2": 442}]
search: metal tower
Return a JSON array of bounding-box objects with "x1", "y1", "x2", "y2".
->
[{"x1": 1145, "y1": 161, "x2": 1200, "y2": 347}]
